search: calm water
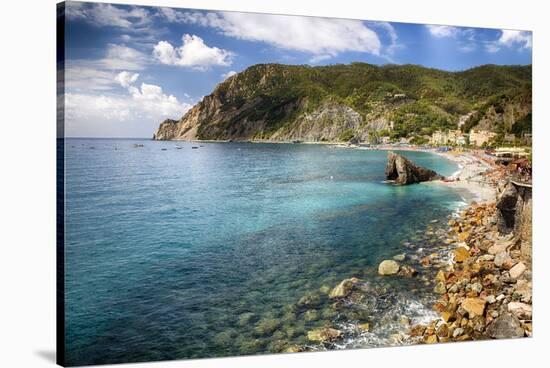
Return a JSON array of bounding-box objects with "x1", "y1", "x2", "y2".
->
[{"x1": 64, "y1": 139, "x2": 463, "y2": 365}]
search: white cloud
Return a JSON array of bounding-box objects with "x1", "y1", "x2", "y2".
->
[
  {"x1": 64, "y1": 44, "x2": 147, "y2": 94},
  {"x1": 115, "y1": 71, "x2": 139, "y2": 88},
  {"x1": 65, "y1": 93, "x2": 133, "y2": 122},
  {"x1": 484, "y1": 30, "x2": 532, "y2": 54},
  {"x1": 425, "y1": 25, "x2": 460, "y2": 38},
  {"x1": 66, "y1": 2, "x2": 150, "y2": 29},
  {"x1": 498, "y1": 30, "x2": 532, "y2": 49},
  {"x1": 158, "y1": 11, "x2": 381, "y2": 58},
  {"x1": 65, "y1": 73, "x2": 192, "y2": 136},
  {"x1": 221, "y1": 70, "x2": 237, "y2": 79},
  {"x1": 100, "y1": 44, "x2": 148, "y2": 70},
  {"x1": 153, "y1": 34, "x2": 233, "y2": 69},
  {"x1": 65, "y1": 65, "x2": 118, "y2": 91},
  {"x1": 458, "y1": 44, "x2": 476, "y2": 53},
  {"x1": 309, "y1": 54, "x2": 332, "y2": 63},
  {"x1": 485, "y1": 43, "x2": 501, "y2": 53}
]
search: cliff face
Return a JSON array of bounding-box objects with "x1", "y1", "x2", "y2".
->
[
  {"x1": 495, "y1": 181, "x2": 532, "y2": 262},
  {"x1": 154, "y1": 63, "x2": 532, "y2": 142}
]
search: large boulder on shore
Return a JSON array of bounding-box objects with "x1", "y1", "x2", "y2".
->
[
  {"x1": 486, "y1": 313, "x2": 524, "y2": 339},
  {"x1": 385, "y1": 152, "x2": 443, "y2": 185}
]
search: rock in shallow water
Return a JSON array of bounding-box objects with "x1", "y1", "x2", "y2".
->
[
  {"x1": 393, "y1": 253, "x2": 406, "y2": 261},
  {"x1": 307, "y1": 327, "x2": 343, "y2": 343},
  {"x1": 385, "y1": 152, "x2": 443, "y2": 185},
  {"x1": 328, "y1": 277, "x2": 359, "y2": 298},
  {"x1": 378, "y1": 260, "x2": 400, "y2": 275}
]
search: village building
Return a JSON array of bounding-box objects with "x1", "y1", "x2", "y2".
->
[
  {"x1": 504, "y1": 133, "x2": 516, "y2": 144},
  {"x1": 469, "y1": 129, "x2": 497, "y2": 147},
  {"x1": 430, "y1": 130, "x2": 467, "y2": 146}
]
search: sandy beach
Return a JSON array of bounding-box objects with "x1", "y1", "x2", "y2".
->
[
  {"x1": 432, "y1": 150, "x2": 497, "y2": 203},
  {"x1": 338, "y1": 144, "x2": 499, "y2": 203}
]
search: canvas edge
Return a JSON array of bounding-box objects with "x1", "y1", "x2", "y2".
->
[{"x1": 56, "y1": 1, "x2": 66, "y2": 366}]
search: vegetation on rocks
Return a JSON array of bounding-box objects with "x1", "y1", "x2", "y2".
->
[{"x1": 153, "y1": 63, "x2": 532, "y2": 142}]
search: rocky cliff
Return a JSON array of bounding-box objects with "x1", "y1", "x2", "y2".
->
[
  {"x1": 154, "y1": 63, "x2": 532, "y2": 142},
  {"x1": 495, "y1": 181, "x2": 532, "y2": 261}
]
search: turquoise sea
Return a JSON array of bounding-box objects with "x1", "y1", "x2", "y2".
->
[{"x1": 64, "y1": 139, "x2": 464, "y2": 365}]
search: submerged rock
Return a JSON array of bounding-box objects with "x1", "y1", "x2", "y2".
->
[
  {"x1": 393, "y1": 253, "x2": 406, "y2": 261},
  {"x1": 307, "y1": 327, "x2": 343, "y2": 343},
  {"x1": 253, "y1": 318, "x2": 281, "y2": 336},
  {"x1": 378, "y1": 260, "x2": 400, "y2": 275},
  {"x1": 385, "y1": 152, "x2": 443, "y2": 185},
  {"x1": 328, "y1": 277, "x2": 359, "y2": 298},
  {"x1": 284, "y1": 345, "x2": 304, "y2": 353},
  {"x1": 297, "y1": 292, "x2": 322, "y2": 307}
]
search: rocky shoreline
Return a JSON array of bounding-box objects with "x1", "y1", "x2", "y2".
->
[
  {"x1": 279, "y1": 151, "x2": 532, "y2": 353},
  {"x1": 410, "y1": 193, "x2": 532, "y2": 344}
]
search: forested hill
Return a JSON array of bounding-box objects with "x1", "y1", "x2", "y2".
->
[{"x1": 153, "y1": 63, "x2": 532, "y2": 142}]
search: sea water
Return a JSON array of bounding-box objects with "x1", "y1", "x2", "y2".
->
[{"x1": 63, "y1": 139, "x2": 463, "y2": 365}]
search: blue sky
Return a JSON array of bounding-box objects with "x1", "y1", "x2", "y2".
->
[{"x1": 62, "y1": 1, "x2": 532, "y2": 138}]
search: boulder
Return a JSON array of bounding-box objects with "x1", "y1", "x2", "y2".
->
[
  {"x1": 307, "y1": 327, "x2": 343, "y2": 343},
  {"x1": 425, "y1": 334, "x2": 438, "y2": 344},
  {"x1": 378, "y1": 260, "x2": 400, "y2": 275},
  {"x1": 398, "y1": 265, "x2": 418, "y2": 277},
  {"x1": 328, "y1": 278, "x2": 359, "y2": 299},
  {"x1": 507, "y1": 302, "x2": 532, "y2": 320},
  {"x1": 434, "y1": 282, "x2": 447, "y2": 294},
  {"x1": 509, "y1": 262, "x2": 527, "y2": 279},
  {"x1": 284, "y1": 345, "x2": 303, "y2": 353},
  {"x1": 488, "y1": 239, "x2": 514, "y2": 255},
  {"x1": 393, "y1": 253, "x2": 406, "y2": 261},
  {"x1": 486, "y1": 313, "x2": 524, "y2": 339},
  {"x1": 385, "y1": 152, "x2": 443, "y2": 185},
  {"x1": 453, "y1": 247, "x2": 470, "y2": 263},
  {"x1": 297, "y1": 292, "x2": 322, "y2": 307},
  {"x1": 461, "y1": 298, "x2": 486, "y2": 317},
  {"x1": 494, "y1": 252, "x2": 514, "y2": 269},
  {"x1": 514, "y1": 280, "x2": 532, "y2": 303}
]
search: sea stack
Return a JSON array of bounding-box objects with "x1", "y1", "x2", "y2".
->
[{"x1": 385, "y1": 152, "x2": 443, "y2": 185}]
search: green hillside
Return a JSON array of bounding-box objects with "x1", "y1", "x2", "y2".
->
[{"x1": 154, "y1": 63, "x2": 532, "y2": 142}]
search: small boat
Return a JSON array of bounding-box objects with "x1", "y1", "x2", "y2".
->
[
  {"x1": 175, "y1": 146, "x2": 182, "y2": 149},
  {"x1": 161, "y1": 148, "x2": 167, "y2": 151},
  {"x1": 191, "y1": 146, "x2": 199, "y2": 149}
]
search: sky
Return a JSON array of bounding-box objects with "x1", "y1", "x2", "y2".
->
[{"x1": 61, "y1": 1, "x2": 532, "y2": 138}]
